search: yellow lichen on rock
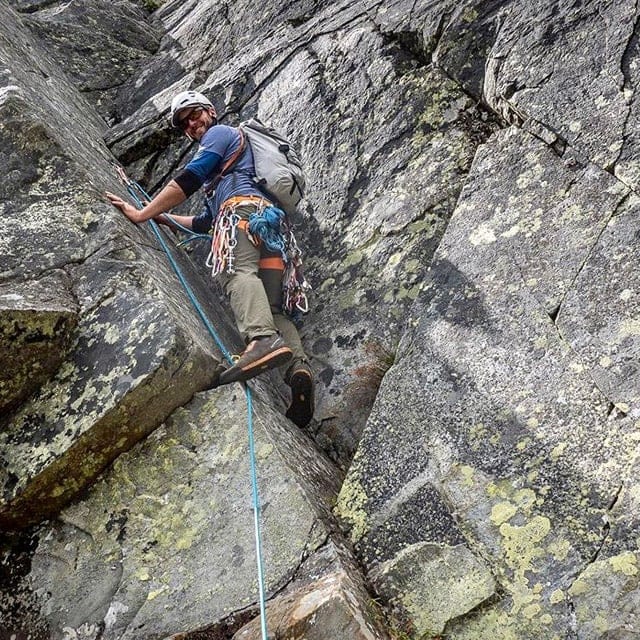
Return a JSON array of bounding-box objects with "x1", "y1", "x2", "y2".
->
[
  {"x1": 491, "y1": 501, "x2": 518, "y2": 526},
  {"x1": 608, "y1": 551, "x2": 639, "y2": 576},
  {"x1": 335, "y1": 475, "x2": 370, "y2": 544}
]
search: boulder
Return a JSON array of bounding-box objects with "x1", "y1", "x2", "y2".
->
[
  {"x1": 16, "y1": 386, "x2": 387, "y2": 640},
  {"x1": 369, "y1": 542, "x2": 496, "y2": 638},
  {"x1": 336, "y1": 127, "x2": 640, "y2": 637},
  {"x1": 233, "y1": 570, "x2": 389, "y2": 640}
]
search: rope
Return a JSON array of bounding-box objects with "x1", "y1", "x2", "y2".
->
[
  {"x1": 248, "y1": 206, "x2": 287, "y2": 259},
  {"x1": 114, "y1": 167, "x2": 270, "y2": 640},
  {"x1": 246, "y1": 390, "x2": 269, "y2": 640}
]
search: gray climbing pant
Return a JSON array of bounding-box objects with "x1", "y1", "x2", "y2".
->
[{"x1": 217, "y1": 204, "x2": 306, "y2": 368}]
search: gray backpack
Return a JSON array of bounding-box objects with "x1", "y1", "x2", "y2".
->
[{"x1": 223, "y1": 119, "x2": 306, "y2": 214}]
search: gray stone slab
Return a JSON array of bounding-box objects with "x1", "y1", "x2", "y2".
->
[
  {"x1": 337, "y1": 128, "x2": 638, "y2": 637},
  {"x1": 557, "y1": 196, "x2": 640, "y2": 419},
  {"x1": 369, "y1": 542, "x2": 496, "y2": 637},
  {"x1": 435, "y1": 0, "x2": 635, "y2": 174},
  {"x1": 22, "y1": 386, "x2": 340, "y2": 640}
]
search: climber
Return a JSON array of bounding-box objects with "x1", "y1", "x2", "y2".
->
[{"x1": 105, "y1": 90, "x2": 314, "y2": 428}]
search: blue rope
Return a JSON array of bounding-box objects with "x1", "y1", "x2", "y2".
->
[
  {"x1": 123, "y1": 183, "x2": 234, "y2": 365},
  {"x1": 119, "y1": 175, "x2": 270, "y2": 640},
  {"x1": 176, "y1": 233, "x2": 211, "y2": 248},
  {"x1": 161, "y1": 213, "x2": 210, "y2": 239},
  {"x1": 154, "y1": 214, "x2": 210, "y2": 247},
  {"x1": 246, "y1": 390, "x2": 269, "y2": 640},
  {"x1": 248, "y1": 205, "x2": 287, "y2": 260}
]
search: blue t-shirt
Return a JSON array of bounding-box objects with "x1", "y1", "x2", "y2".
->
[{"x1": 187, "y1": 125, "x2": 265, "y2": 234}]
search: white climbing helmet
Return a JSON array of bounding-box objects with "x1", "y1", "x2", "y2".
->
[{"x1": 170, "y1": 90, "x2": 215, "y2": 128}]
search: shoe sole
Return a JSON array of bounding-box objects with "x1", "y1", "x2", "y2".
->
[
  {"x1": 285, "y1": 371, "x2": 314, "y2": 428},
  {"x1": 218, "y1": 347, "x2": 293, "y2": 385}
]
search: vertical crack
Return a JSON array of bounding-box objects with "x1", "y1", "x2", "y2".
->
[
  {"x1": 617, "y1": 0, "x2": 639, "y2": 94},
  {"x1": 608, "y1": 0, "x2": 639, "y2": 171},
  {"x1": 564, "y1": 481, "x2": 624, "y2": 634},
  {"x1": 588, "y1": 482, "x2": 623, "y2": 565},
  {"x1": 554, "y1": 190, "x2": 629, "y2": 325}
]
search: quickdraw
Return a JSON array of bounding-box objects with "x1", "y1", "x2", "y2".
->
[
  {"x1": 284, "y1": 259, "x2": 311, "y2": 316},
  {"x1": 206, "y1": 196, "x2": 266, "y2": 276},
  {"x1": 206, "y1": 207, "x2": 241, "y2": 276},
  {"x1": 281, "y1": 224, "x2": 311, "y2": 317}
]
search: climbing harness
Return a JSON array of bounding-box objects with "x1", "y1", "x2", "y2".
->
[
  {"x1": 203, "y1": 194, "x2": 311, "y2": 319},
  {"x1": 114, "y1": 166, "x2": 270, "y2": 640}
]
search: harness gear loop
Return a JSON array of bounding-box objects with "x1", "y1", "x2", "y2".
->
[{"x1": 206, "y1": 195, "x2": 269, "y2": 276}]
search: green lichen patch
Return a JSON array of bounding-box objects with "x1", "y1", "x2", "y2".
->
[
  {"x1": 370, "y1": 542, "x2": 496, "y2": 637},
  {"x1": 500, "y1": 516, "x2": 552, "y2": 581},
  {"x1": 0, "y1": 282, "x2": 217, "y2": 529},
  {"x1": 335, "y1": 474, "x2": 370, "y2": 544}
]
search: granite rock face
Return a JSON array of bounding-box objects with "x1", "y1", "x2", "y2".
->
[
  {"x1": 0, "y1": 2, "x2": 225, "y2": 530},
  {"x1": 336, "y1": 1, "x2": 640, "y2": 636},
  {"x1": 2, "y1": 0, "x2": 640, "y2": 639},
  {"x1": 102, "y1": 0, "x2": 500, "y2": 466},
  {"x1": 337, "y1": 126, "x2": 639, "y2": 637},
  {"x1": 0, "y1": 273, "x2": 78, "y2": 415}
]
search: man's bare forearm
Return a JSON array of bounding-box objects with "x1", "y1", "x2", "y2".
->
[{"x1": 106, "y1": 180, "x2": 187, "y2": 223}]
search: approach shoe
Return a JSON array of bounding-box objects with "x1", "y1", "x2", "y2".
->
[
  {"x1": 218, "y1": 334, "x2": 292, "y2": 386},
  {"x1": 285, "y1": 362, "x2": 314, "y2": 428}
]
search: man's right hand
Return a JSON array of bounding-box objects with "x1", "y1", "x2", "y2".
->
[{"x1": 105, "y1": 192, "x2": 143, "y2": 223}]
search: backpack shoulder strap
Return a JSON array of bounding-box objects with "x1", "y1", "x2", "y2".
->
[
  {"x1": 206, "y1": 127, "x2": 246, "y2": 194},
  {"x1": 219, "y1": 127, "x2": 246, "y2": 177}
]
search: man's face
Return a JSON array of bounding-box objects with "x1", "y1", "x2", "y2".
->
[{"x1": 176, "y1": 106, "x2": 216, "y2": 141}]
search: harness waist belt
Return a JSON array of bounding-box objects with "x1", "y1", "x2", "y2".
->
[
  {"x1": 221, "y1": 195, "x2": 272, "y2": 210},
  {"x1": 258, "y1": 256, "x2": 285, "y2": 270}
]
